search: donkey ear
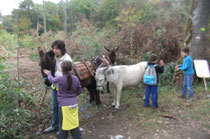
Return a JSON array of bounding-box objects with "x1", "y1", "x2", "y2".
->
[
  {"x1": 115, "y1": 46, "x2": 119, "y2": 52},
  {"x1": 104, "y1": 46, "x2": 110, "y2": 52},
  {"x1": 38, "y1": 47, "x2": 44, "y2": 58},
  {"x1": 98, "y1": 63, "x2": 104, "y2": 69},
  {"x1": 48, "y1": 50, "x2": 55, "y2": 58},
  {"x1": 103, "y1": 66, "x2": 109, "y2": 73},
  {"x1": 38, "y1": 47, "x2": 42, "y2": 51}
]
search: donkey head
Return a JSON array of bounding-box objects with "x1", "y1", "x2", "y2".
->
[
  {"x1": 38, "y1": 47, "x2": 56, "y2": 86},
  {"x1": 38, "y1": 47, "x2": 55, "y2": 67},
  {"x1": 95, "y1": 67, "x2": 109, "y2": 92},
  {"x1": 104, "y1": 46, "x2": 119, "y2": 65}
]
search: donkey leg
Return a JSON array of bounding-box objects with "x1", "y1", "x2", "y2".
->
[
  {"x1": 92, "y1": 79, "x2": 101, "y2": 105},
  {"x1": 112, "y1": 85, "x2": 117, "y2": 107},
  {"x1": 86, "y1": 86, "x2": 95, "y2": 104},
  {"x1": 115, "y1": 84, "x2": 123, "y2": 109},
  {"x1": 107, "y1": 82, "x2": 110, "y2": 93},
  {"x1": 95, "y1": 89, "x2": 101, "y2": 105}
]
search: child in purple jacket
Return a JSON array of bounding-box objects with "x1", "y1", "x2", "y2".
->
[{"x1": 44, "y1": 61, "x2": 82, "y2": 139}]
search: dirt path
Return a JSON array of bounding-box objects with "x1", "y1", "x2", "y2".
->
[
  {"x1": 5, "y1": 49, "x2": 210, "y2": 139},
  {"x1": 79, "y1": 101, "x2": 210, "y2": 139}
]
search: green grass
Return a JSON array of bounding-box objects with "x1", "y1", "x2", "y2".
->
[{"x1": 109, "y1": 83, "x2": 209, "y2": 130}]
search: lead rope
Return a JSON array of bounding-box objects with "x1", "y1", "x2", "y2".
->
[
  {"x1": 80, "y1": 96, "x2": 92, "y2": 118},
  {"x1": 18, "y1": 87, "x2": 49, "y2": 112}
]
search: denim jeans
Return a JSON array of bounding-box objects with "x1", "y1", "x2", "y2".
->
[
  {"x1": 182, "y1": 74, "x2": 194, "y2": 97},
  {"x1": 51, "y1": 88, "x2": 59, "y2": 128},
  {"x1": 58, "y1": 107, "x2": 81, "y2": 139},
  {"x1": 144, "y1": 85, "x2": 158, "y2": 108}
]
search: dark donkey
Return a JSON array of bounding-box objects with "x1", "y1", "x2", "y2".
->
[{"x1": 38, "y1": 46, "x2": 119, "y2": 105}]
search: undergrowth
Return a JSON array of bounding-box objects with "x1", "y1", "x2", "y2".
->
[{"x1": 0, "y1": 56, "x2": 49, "y2": 138}]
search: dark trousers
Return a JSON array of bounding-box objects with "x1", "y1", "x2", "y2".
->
[
  {"x1": 58, "y1": 107, "x2": 82, "y2": 139},
  {"x1": 144, "y1": 85, "x2": 158, "y2": 108},
  {"x1": 51, "y1": 89, "x2": 59, "y2": 128}
]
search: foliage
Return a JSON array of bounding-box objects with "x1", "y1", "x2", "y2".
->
[
  {"x1": 107, "y1": 0, "x2": 186, "y2": 62},
  {"x1": 70, "y1": 0, "x2": 100, "y2": 21},
  {"x1": 1, "y1": 16, "x2": 14, "y2": 33},
  {"x1": 20, "y1": 34, "x2": 35, "y2": 49},
  {"x1": 0, "y1": 30, "x2": 17, "y2": 53},
  {"x1": 18, "y1": 16, "x2": 32, "y2": 36},
  {"x1": 19, "y1": 0, "x2": 34, "y2": 10},
  {"x1": 96, "y1": 0, "x2": 121, "y2": 28},
  {"x1": 0, "y1": 56, "x2": 34, "y2": 138},
  {"x1": 141, "y1": 52, "x2": 152, "y2": 61},
  {"x1": 116, "y1": 5, "x2": 143, "y2": 28},
  {"x1": 70, "y1": 20, "x2": 105, "y2": 60},
  {"x1": 159, "y1": 62, "x2": 176, "y2": 85},
  {"x1": 44, "y1": 1, "x2": 63, "y2": 32},
  {"x1": 0, "y1": 0, "x2": 191, "y2": 60}
]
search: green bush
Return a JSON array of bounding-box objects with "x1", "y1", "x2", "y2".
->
[
  {"x1": 71, "y1": 21, "x2": 105, "y2": 60},
  {"x1": 0, "y1": 56, "x2": 39, "y2": 138},
  {"x1": 159, "y1": 62, "x2": 176, "y2": 85},
  {"x1": 0, "y1": 30, "x2": 17, "y2": 52},
  {"x1": 141, "y1": 52, "x2": 152, "y2": 61},
  {"x1": 20, "y1": 34, "x2": 36, "y2": 49}
]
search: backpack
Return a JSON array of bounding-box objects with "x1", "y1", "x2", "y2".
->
[{"x1": 143, "y1": 64, "x2": 157, "y2": 85}]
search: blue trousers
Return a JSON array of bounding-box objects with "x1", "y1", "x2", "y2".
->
[
  {"x1": 144, "y1": 85, "x2": 158, "y2": 108},
  {"x1": 51, "y1": 88, "x2": 59, "y2": 128},
  {"x1": 182, "y1": 74, "x2": 194, "y2": 97}
]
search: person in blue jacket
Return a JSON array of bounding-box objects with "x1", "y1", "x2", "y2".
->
[{"x1": 176, "y1": 48, "x2": 194, "y2": 102}]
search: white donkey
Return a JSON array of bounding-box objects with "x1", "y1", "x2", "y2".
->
[{"x1": 95, "y1": 61, "x2": 147, "y2": 109}]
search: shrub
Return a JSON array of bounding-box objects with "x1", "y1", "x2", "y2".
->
[
  {"x1": 20, "y1": 34, "x2": 36, "y2": 49},
  {"x1": 0, "y1": 30, "x2": 16, "y2": 53},
  {"x1": 159, "y1": 62, "x2": 176, "y2": 85},
  {"x1": 70, "y1": 20, "x2": 105, "y2": 60},
  {"x1": 0, "y1": 56, "x2": 40, "y2": 138}
]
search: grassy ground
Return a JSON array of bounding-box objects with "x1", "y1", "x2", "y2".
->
[{"x1": 75, "y1": 82, "x2": 210, "y2": 139}]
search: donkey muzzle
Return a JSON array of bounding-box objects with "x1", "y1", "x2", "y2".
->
[{"x1": 96, "y1": 86, "x2": 104, "y2": 92}]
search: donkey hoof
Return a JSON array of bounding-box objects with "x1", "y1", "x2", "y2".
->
[
  {"x1": 115, "y1": 106, "x2": 120, "y2": 110},
  {"x1": 96, "y1": 101, "x2": 101, "y2": 106},
  {"x1": 112, "y1": 103, "x2": 116, "y2": 107}
]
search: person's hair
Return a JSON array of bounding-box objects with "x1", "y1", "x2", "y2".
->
[
  {"x1": 51, "y1": 40, "x2": 66, "y2": 56},
  {"x1": 149, "y1": 54, "x2": 158, "y2": 62},
  {"x1": 181, "y1": 47, "x2": 189, "y2": 54},
  {"x1": 61, "y1": 61, "x2": 73, "y2": 91}
]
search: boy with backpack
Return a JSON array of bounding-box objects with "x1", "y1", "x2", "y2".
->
[{"x1": 144, "y1": 54, "x2": 164, "y2": 108}]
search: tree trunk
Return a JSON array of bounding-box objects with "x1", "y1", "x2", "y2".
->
[{"x1": 185, "y1": 0, "x2": 210, "y2": 62}]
